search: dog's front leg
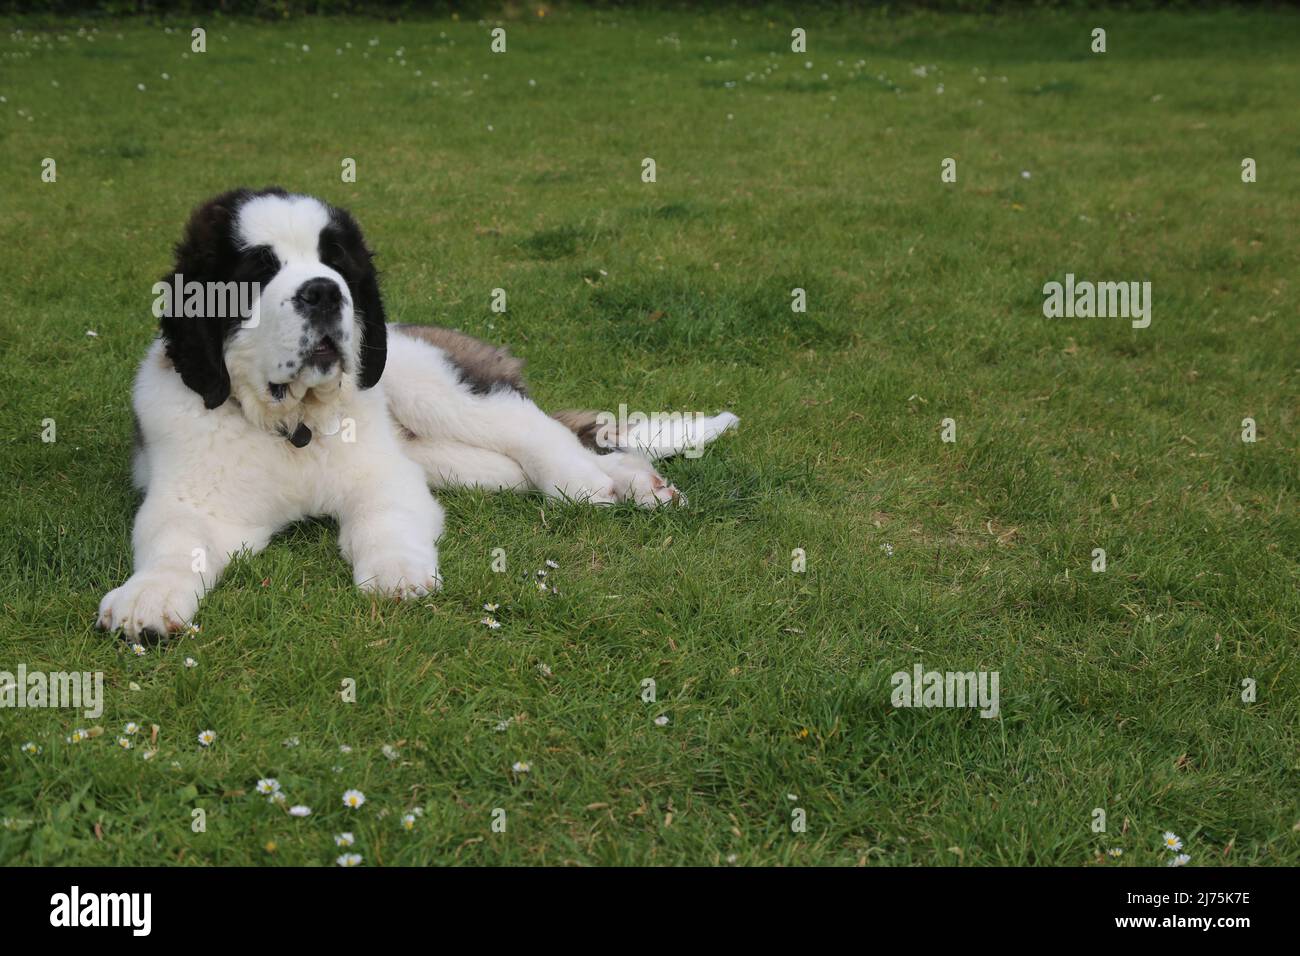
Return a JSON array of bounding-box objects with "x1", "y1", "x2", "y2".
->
[
  {"x1": 338, "y1": 457, "x2": 444, "y2": 598},
  {"x1": 98, "y1": 493, "x2": 262, "y2": 640}
]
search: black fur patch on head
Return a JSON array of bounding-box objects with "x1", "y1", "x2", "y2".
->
[
  {"x1": 161, "y1": 186, "x2": 287, "y2": 408},
  {"x1": 319, "y1": 203, "x2": 387, "y2": 389}
]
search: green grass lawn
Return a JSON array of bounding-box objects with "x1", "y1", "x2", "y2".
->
[{"x1": 1, "y1": 5, "x2": 1297, "y2": 867}]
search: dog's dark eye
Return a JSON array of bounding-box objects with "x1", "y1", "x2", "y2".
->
[
  {"x1": 320, "y1": 237, "x2": 354, "y2": 276},
  {"x1": 234, "y1": 245, "x2": 280, "y2": 285}
]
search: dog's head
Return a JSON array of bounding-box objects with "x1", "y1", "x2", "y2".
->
[{"x1": 159, "y1": 187, "x2": 387, "y2": 432}]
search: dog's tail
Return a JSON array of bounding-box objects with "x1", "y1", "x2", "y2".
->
[{"x1": 552, "y1": 409, "x2": 739, "y2": 460}]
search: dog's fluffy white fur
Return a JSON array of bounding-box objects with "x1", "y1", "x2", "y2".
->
[{"x1": 98, "y1": 189, "x2": 735, "y2": 640}]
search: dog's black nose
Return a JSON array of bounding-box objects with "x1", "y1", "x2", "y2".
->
[{"x1": 295, "y1": 278, "x2": 343, "y2": 315}]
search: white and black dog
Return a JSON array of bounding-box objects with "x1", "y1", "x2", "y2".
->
[{"x1": 98, "y1": 188, "x2": 736, "y2": 640}]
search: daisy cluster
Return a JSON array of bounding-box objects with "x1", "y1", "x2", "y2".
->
[
  {"x1": 242, "y1": 740, "x2": 441, "y2": 865},
  {"x1": 16, "y1": 627, "x2": 215, "y2": 761},
  {"x1": 1162, "y1": 831, "x2": 1191, "y2": 867},
  {"x1": 1106, "y1": 830, "x2": 1192, "y2": 866},
  {"x1": 480, "y1": 557, "x2": 564, "y2": 629}
]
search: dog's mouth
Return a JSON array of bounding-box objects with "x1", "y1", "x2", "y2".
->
[
  {"x1": 266, "y1": 337, "x2": 345, "y2": 402},
  {"x1": 309, "y1": 336, "x2": 342, "y2": 370}
]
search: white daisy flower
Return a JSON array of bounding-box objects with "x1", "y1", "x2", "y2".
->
[
  {"x1": 511, "y1": 761, "x2": 531, "y2": 774},
  {"x1": 334, "y1": 832, "x2": 355, "y2": 847},
  {"x1": 21, "y1": 742, "x2": 41, "y2": 755},
  {"x1": 494, "y1": 718, "x2": 512, "y2": 732},
  {"x1": 381, "y1": 744, "x2": 400, "y2": 761},
  {"x1": 282, "y1": 736, "x2": 300, "y2": 748},
  {"x1": 197, "y1": 730, "x2": 216, "y2": 747},
  {"x1": 268, "y1": 791, "x2": 287, "y2": 804},
  {"x1": 1168, "y1": 853, "x2": 1191, "y2": 867},
  {"x1": 654, "y1": 715, "x2": 670, "y2": 726},
  {"x1": 336, "y1": 853, "x2": 363, "y2": 867},
  {"x1": 1107, "y1": 847, "x2": 1123, "y2": 857},
  {"x1": 288, "y1": 805, "x2": 312, "y2": 817},
  {"x1": 1162, "y1": 831, "x2": 1183, "y2": 852},
  {"x1": 401, "y1": 813, "x2": 417, "y2": 831},
  {"x1": 68, "y1": 728, "x2": 87, "y2": 743},
  {"x1": 131, "y1": 644, "x2": 146, "y2": 657},
  {"x1": 342, "y1": 789, "x2": 366, "y2": 809},
  {"x1": 545, "y1": 559, "x2": 559, "y2": 569},
  {"x1": 117, "y1": 736, "x2": 132, "y2": 750},
  {"x1": 256, "y1": 778, "x2": 281, "y2": 795},
  {"x1": 184, "y1": 658, "x2": 198, "y2": 668},
  {"x1": 483, "y1": 602, "x2": 499, "y2": 612},
  {"x1": 339, "y1": 744, "x2": 353, "y2": 754},
  {"x1": 124, "y1": 722, "x2": 140, "y2": 735},
  {"x1": 480, "y1": 617, "x2": 501, "y2": 629}
]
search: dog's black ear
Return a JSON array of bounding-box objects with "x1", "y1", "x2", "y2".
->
[
  {"x1": 322, "y1": 204, "x2": 387, "y2": 389},
  {"x1": 160, "y1": 190, "x2": 251, "y2": 409},
  {"x1": 353, "y1": 257, "x2": 388, "y2": 390}
]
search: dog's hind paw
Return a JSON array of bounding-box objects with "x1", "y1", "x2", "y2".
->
[{"x1": 598, "y1": 451, "x2": 686, "y2": 508}]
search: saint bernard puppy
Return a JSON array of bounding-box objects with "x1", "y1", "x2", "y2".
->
[{"x1": 98, "y1": 187, "x2": 737, "y2": 640}]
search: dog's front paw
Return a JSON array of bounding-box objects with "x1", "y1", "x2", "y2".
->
[
  {"x1": 98, "y1": 571, "x2": 201, "y2": 640},
  {"x1": 355, "y1": 554, "x2": 442, "y2": 599}
]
